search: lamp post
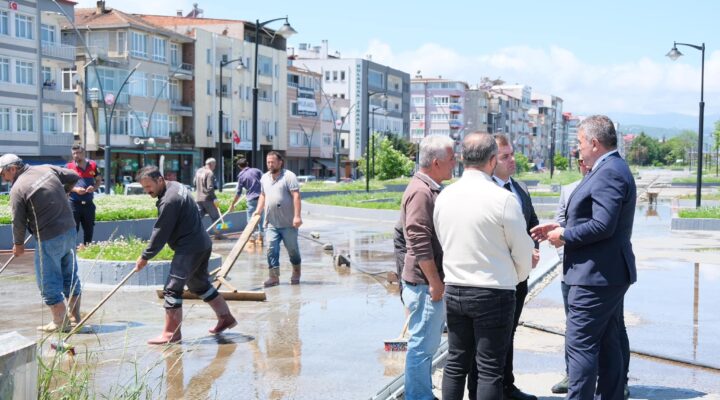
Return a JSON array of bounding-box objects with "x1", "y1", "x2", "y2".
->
[
  {"x1": 667, "y1": 41, "x2": 705, "y2": 208},
  {"x1": 251, "y1": 17, "x2": 297, "y2": 170},
  {"x1": 217, "y1": 58, "x2": 246, "y2": 192},
  {"x1": 103, "y1": 64, "x2": 139, "y2": 196},
  {"x1": 370, "y1": 105, "x2": 387, "y2": 180},
  {"x1": 366, "y1": 91, "x2": 387, "y2": 192}
]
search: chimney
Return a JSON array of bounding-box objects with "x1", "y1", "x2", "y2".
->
[
  {"x1": 176, "y1": 9, "x2": 183, "y2": 17},
  {"x1": 96, "y1": 1, "x2": 106, "y2": 14},
  {"x1": 321, "y1": 39, "x2": 329, "y2": 59}
]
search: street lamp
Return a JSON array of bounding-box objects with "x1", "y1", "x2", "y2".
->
[
  {"x1": 667, "y1": 41, "x2": 705, "y2": 208},
  {"x1": 217, "y1": 58, "x2": 246, "y2": 192},
  {"x1": 251, "y1": 17, "x2": 297, "y2": 170},
  {"x1": 370, "y1": 105, "x2": 389, "y2": 179},
  {"x1": 366, "y1": 91, "x2": 387, "y2": 192}
]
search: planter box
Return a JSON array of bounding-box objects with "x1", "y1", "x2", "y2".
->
[
  {"x1": 77, "y1": 253, "x2": 222, "y2": 286},
  {"x1": 671, "y1": 217, "x2": 720, "y2": 231},
  {"x1": 0, "y1": 212, "x2": 248, "y2": 250}
]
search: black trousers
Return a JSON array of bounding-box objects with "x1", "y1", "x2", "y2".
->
[
  {"x1": 163, "y1": 248, "x2": 218, "y2": 309},
  {"x1": 443, "y1": 285, "x2": 515, "y2": 400},
  {"x1": 467, "y1": 279, "x2": 527, "y2": 399},
  {"x1": 70, "y1": 201, "x2": 95, "y2": 245}
]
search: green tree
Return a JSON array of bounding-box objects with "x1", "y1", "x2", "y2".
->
[
  {"x1": 553, "y1": 155, "x2": 569, "y2": 170},
  {"x1": 358, "y1": 134, "x2": 414, "y2": 180},
  {"x1": 515, "y1": 153, "x2": 530, "y2": 173},
  {"x1": 661, "y1": 130, "x2": 697, "y2": 165},
  {"x1": 627, "y1": 132, "x2": 661, "y2": 165}
]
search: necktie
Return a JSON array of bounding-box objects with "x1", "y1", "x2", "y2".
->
[{"x1": 503, "y1": 182, "x2": 513, "y2": 192}]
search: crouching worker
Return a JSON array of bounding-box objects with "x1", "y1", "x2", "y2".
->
[{"x1": 134, "y1": 166, "x2": 237, "y2": 345}]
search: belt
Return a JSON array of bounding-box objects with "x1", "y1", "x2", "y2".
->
[{"x1": 403, "y1": 280, "x2": 418, "y2": 286}]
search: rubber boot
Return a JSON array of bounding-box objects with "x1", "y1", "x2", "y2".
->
[
  {"x1": 147, "y1": 308, "x2": 182, "y2": 345},
  {"x1": 290, "y1": 264, "x2": 301, "y2": 285},
  {"x1": 37, "y1": 302, "x2": 69, "y2": 333},
  {"x1": 67, "y1": 294, "x2": 82, "y2": 325},
  {"x1": 207, "y1": 296, "x2": 238, "y2": 334},
  {"x1": 264, "y1": 267, "x2": 280, "y2": 287}
]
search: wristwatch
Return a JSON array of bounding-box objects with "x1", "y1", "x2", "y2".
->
[{"x1": 559, "y1": 228, "x2": 566, "y2": 242}]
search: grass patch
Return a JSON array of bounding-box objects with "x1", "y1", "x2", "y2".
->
[
  {"x1": 528, "y1": 191, "x2": 561, "y2": 197},
  {"x1": 77, "y1": 237, "x2": 175, "y2": 261},
  {"x1": 516, "y1": 170, "x2": 582, "y2": 186},
  {"x1": 678, "y1": 193, "x2": 720, "y2": 200},
  {"x1": 301, "y1": 180, "x2": 385, "y2": 192},
  {"x1": 678, "y1": 207, "x2": 720, "y2": 219},
  {"x1": 305, "y1": 192, "x2": 403, "y2": 210},
  {"x1": 672, "y1": 176, "x2": 720, "y2": 184}
]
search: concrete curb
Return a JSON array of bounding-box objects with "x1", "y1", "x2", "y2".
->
[
  {"x1": 671, "y1": 217, "x2": 720, "y2": 231},
  {"x1": 303, "y1": 201, "x2": 400, "y2": 223},
  {"x1": 77, "y1": 253, "x2": 222, "y2": 286}
]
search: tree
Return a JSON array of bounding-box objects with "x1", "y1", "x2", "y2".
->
[
  {"x1": 714, "y1": 120, "x2": 720, "y2": 175},
  {"x1": 515, "y1": 153, "x2": 530, "y2": 173},
  {"x1": 358, "y1": 133, "x2": 414, "y2": 180},
  {"x1": 661, "y1": 130, "x2": 697, "y2": 166},
  {"x1": 553, "y1": 155, "x2": 569, "y2": 171},
  {"x1": 627, "y1": 132, "x2": 661, "y2": 165}
]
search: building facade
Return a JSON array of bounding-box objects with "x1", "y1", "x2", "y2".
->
[{"x1": 409, "y1": 76, "x2": 469, "y2": 142}]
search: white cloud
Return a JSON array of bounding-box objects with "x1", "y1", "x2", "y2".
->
[{"x1": 356, "y1": 40, "x2": 720, "y2": 116}]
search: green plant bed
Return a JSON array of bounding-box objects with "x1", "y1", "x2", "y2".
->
[
  {"x1": 672, "y1": 176, "x2": 720, "y2": 184},
  {"x1": 305, "y1": 192, "x2": 403, "y2": 210},
  {"x1": 528, "y1": 191, "x2": 562, "y2": 197},
  {"x1": 301, "y1": 180, "x2": 385, "y2": 192},
  {"x1": 678, "y1": 193, "x2": 720, "y2": 200},
  {"x1": 678, "y1": 207, "x2": 720, "y2": 219},
  {"x1": 516, "y1": 170, "x2": 582, "y2": 186},
  {"x1": 77, "y1": 237, "x2": 175, "y2": 261}
]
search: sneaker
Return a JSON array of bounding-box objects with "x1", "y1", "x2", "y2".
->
[{"x1": 551, "y1": 375, "x2": 569, "y2": 394}]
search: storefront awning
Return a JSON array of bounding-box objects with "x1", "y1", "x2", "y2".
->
[
  {"x1": 312, "y1": 159, "x2": 338, "y2": 170},
  {"x1": 116, "y1": 149, "x2": 198, "y2": 156}
]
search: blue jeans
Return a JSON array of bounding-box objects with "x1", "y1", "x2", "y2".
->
[
  {"x1": 246, "y1": 198, "x2": 264, "y2": 235},
  {"x1": 266, "y1": 226, "x2": 301, "y2": 268},
  {"x1": 34, "y1": 228, "x2": 81, "y2": 305},
  {"x1": 402, "y1": 283, "x2": 446, "y2": 400}
]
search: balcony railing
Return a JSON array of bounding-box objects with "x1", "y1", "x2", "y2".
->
[
  {"x1": 448, "y1": 104, "x2": 463, "y2": 112},
  {"x1": 43, "y1": 132, "x2": 74, "y2": 146},
  {"x1": 449, "y1": 120, "x2": 463, "y2": 128},
  {"x1": 42, "y1": 88, "x2": 75, "y2": 103},
  {"x1": 41, "y1": 43, "x2": 75, "y2": 60}
]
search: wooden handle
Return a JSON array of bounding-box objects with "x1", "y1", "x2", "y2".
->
[
  {"x1": 65, "y1": 269, "x2": 136, "y2": 340},
  {"x1": 0, "y1": 236, "x2": 32, "y2": 275},
  {"x1": 206, "y1": 195, "x2": 245, "y2": 233}
]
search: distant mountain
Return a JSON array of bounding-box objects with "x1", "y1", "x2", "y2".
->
[{"x1": 607, "y1": 112, "x2": 720, "y2": 139}]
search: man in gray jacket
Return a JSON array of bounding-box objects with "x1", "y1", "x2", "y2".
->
[
  {"x1": 1, "y1": 153, "x2": 82, "y2": 332},
  {"x1": 194, "y1": 158, "x2": 225, "y2": 239},
  {"x1": 135, "y1": 166, "x2": 237, "y2": 344}
]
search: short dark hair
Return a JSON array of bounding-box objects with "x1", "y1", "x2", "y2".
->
[
  {"x1": 237, "y1": 158, "x2": 248, "y2": 168},
  {"x1": 71, "y1": 144, "x2": 85, "y2": 152},
  {"x1": 463, "y1": 132, "x2": 497, "y2": 168},
  {"x1": 266, "y1": 151, "x2": 284, "y2": 162},
  {"x1": 493, "y1": 134, "x2": 510, "y2": 147},
  {"x1": 136, "y1": 166, "x2": 162, "y2": 181}
]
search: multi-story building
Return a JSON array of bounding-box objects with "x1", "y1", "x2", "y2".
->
[
  {"x1": 285, "y1": 65, "x2": 333, "y2": 177},
  {"x1": 141, "y1": 10, "x2": 288, "y2": 185},
  {"x1": 290, "y1": 41, "x2": 410, "y2": 177},
  {"x1": 463, "y1": 86, "x2": 490, "y2": 134},
  {"x1": 529, "y1": 93, "x2": 564, "y2": 167},
  {"x1": 409, "y1": 76, "x2": 468, "y2": 142},
  {"x1": 490, "y1": 85, "x2": 532, "y2": 156},
  {"x1": 70, "y1": 2, "x2": 196, "y2": 184},
  {"x1": 1, "y1": 0, "x2": 76, "y2": 164}
]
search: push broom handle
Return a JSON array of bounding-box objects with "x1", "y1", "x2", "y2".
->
[
  {"x1": 64, "y1": 269, "x2": 136, "y2": 341},
  {"x1": 205, "y1": 195, "x2": 245, "y2": 233},
  {"x1": 0, "y1": 235, "x2": 32, "y2": 275}
]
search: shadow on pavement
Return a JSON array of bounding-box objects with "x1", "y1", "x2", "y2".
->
[{"x1": 629, "y1": 385, "x2": 707, "y2": 399}]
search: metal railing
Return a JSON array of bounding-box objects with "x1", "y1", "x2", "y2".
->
[{"x1": 41, "y1": 43, "x2": 75, "y2": 60}]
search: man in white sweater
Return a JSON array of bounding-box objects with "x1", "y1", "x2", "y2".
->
[{"x1": 434, "y1": 133, "x2": 534, "y2": 400}]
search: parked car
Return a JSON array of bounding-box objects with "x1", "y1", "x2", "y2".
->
[
  {"x1": 222, "y1": 182, "x2": 238, "y2": 191},
  {"x1": 296, "y1": 175, "x2": 316, "y2": 185},
  {"x1": 124, "y1": 182, "x2": 145, "y2": 195},
  {"x1": 95, "y1": 184, "x2": 114, "y2": 196}
]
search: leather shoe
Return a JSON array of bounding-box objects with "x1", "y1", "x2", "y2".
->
[
  {"x1": 551, "y1": 375, "x2": 568, "y2": 394},
  {"x1": 504, "y1": 385, "x2": 537, "y2": 400},
  {"x1": 624, "y1": 383, "x2": 630, "y2": 400}
]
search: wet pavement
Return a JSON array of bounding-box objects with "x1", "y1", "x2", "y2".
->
[{"x1": 0, "y1": 194, "x2": 719, "y2": 398}]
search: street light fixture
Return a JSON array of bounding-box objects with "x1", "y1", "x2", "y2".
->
[
  {"x1": 667, "y1": 41, "x2": 705, "y2": 208},
  {"x1": 366, "y1": 91, "x2": 388, "y2": 192},
  {"x1": 251, "y1": 17, "x2": 297, "y2": 170},
  {"x1": 217, "y1": 58, "x2": 245, "y2": 191}
]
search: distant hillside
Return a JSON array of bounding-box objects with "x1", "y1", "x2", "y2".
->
[
  {"x1": 606, "y1": 112, "x2": 719, "y2": 140},
  {"x1": 620, "y1": 125, "x2": 686, "y2": 140}
]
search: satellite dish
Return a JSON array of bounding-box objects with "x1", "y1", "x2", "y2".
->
[{"x1": 133, "y1": 137, "x2": 141, "y2": 145}]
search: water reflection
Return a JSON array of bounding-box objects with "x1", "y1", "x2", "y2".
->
[{"x1": 162, "y1": 337, "x2": 240, "y2": 398}]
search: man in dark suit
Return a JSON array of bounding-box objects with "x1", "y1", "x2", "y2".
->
[
  {"x1": 489, "y1": 133, "x2": 539, "y2": 400},
  {"x1": 532, "y1": 115, "x2": 636, "y2": 400}
]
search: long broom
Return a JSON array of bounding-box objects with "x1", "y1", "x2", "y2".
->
[
  {"x1": 206, "y1": 195, "x2": 245, "y2": 234},
  {"x1": 384, "y1": 315, "x2": 411, "y2": 351},
  {"x1": 0, "y1": 235, "x2": 32, "y2": 276},
  {"x1": 50, "y1": 269, "x2": 136, "y2": 355}
]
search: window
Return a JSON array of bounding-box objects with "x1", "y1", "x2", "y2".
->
[
  {"x1": 332, "y1": 71, "x2": 337, "y2": 81},
  {"x1": 291, "y1": 102, "x2": 298, "y2": 116},
  {"x1": 169, "y1": 115, "x2": 179, "y2": 133},
  {"x1": 206, "y1": 79, "x2": 212, "y2": 95},
  {"x1": 151, "y1": 113, "x2": 169, "y2": 137},
  {"x1": 340, "y1": 71, "x2": 346, "y2": 81},
  {"x1": 61, "y1": 112, "x2": 77, "y2": 134},
  {"x1": 239, "y1": 119, "x2": 250, "y2": 140},
  {"x1": 288, "y1": 73, "x2": 299, "y2": 87},
  {"x1": 116, "y1": 32, "x2": 126, "y2": 55},
  {"x1": 130, "y1": 32, "x2": 148, "y2": 58},
  {"x1": 325, "y1": 71, "x2": 330, "y2": 81},
  {"x1": 42, "y1": 67, "x2": 54, "y2": 87},
  {"x1": 152, "y1": 37, "x2": 167, "y2": 62},
  {"x1": 129, "y1": 71, "x2": 147, "y2": 96},
  {"x1": 15, "y1": 61, "x2": 34, "y2": 85},
  {"x1": 433, "y1": 96, "x2": 449, "y2": 105},
  {"x1": 258, "y1": 55, "x2": 272, "y2": 76},
  {"x1": 206, "y1": 115, "x2": 213, "y2": 137},
  {"x1": 412, "y1": 96, "x2": 425, "y2": 106},
  {"x1": 169, "y1": 79, "x2": 179, "y2": 100},
  {"x1": 42, "y1": 112, "x2": 57, "y2": 133},
  {"x1": 0, "y1": 11, "x2": 8, "y2": 36},
  {"x1": 152, "y1": 74, "x2": 168, "y2": 98},
  {"x1": 0, "y1": 107, "x2": 9, "y2": 131},
  {"x1": 95, "y1": 68, "x2": 117, "y2": 92},
  {"x1": 274, "y1": 90, "x2": 278, "y2": 105},
  {"x1": 16, "y1": 108, "x2": 34, "y2": 132},
  {"x1": 258, "y1": 85, "x2": 271, "y2": 102},
  {"x1": 0, "y1": 58, "x2": 9, "y2": 82},
  {"x1": 15, "y1": 15, "x2": 34, "y2": 40},
  {"x1": 323, "y1": 133, "x2": 332, "y2": 146},
  {"x1": 62, "y1": 68, "x2": 77, "y2": 92},
  {"x1": 129, "y1": 111, "x2": 147, "y2": 136},
  {"x1": 170, "y1": 43, "x2": 179, "y2": 66},
  {"x1": 206, "y1": 49, "x2": 212, "y2": 64},
  {"x1": 368, "y1": 69, "x2": 384, "y2": 88},
  {"x1": 41, "y1": 24, "x2": 56, "y2": 44},
  {"x1": 221, "y1": 115, "x2": 229, "y2": 138},
  {"x1": 411, "y1": 113, "x2": 424, "y2": 120}
]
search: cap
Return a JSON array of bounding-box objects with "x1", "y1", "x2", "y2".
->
[
  {"x1": 0, "y1": 154, "x2": 22, "y2": 173},
  {"x1": 205, "y1": 157, "x2": 216, "y2": 165}
]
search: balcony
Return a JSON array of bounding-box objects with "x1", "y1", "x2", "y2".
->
[
  {"x1": 42, "y1": 87, "x2": 75, "y2": 104},
  {"x1": 43, "y1": 132, "x2": 74, "y2": 146},
  {"x1": 449, "y1": 104, "x2": 463, "y2": 113},
  {"x1": 86, "y1": 46, "x2": 129, "y2": 62},
  {"x1": 170, "y1": 130, "x2": 194, "y2": 147},
  {"x1": 41, "y1": 44, "x2": 75, "y2": 60},
  {"x1": 172, "y1": 63, "x2": 193, "y2": 80},
  {"x1": 449, "y1": 119, "x2": 463, "y2": 129},
  {"x1": 170, "y1": 100, "x2": 193, "y2": 117},
  {"x1": 88, "y1": 90, "x2": 130, "y2": 106}
]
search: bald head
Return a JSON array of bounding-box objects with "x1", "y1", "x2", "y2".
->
[{"x1": 462, "y1": 132, "x2": 497, "y2": 170}]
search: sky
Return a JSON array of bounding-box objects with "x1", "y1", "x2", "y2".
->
[{"x1": 74, "y1": 0, "x2": 720, "y2": 120}]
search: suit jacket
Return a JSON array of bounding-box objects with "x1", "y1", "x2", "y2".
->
[
  {"x1": 563, "y1": 152, "x2": 637, "y2": 286},
  {"x1": 511, "y1": 179, "x2": 540, "y2": 249}
]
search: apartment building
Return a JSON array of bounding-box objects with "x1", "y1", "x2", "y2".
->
[
  {"x1": 70, "y1": 1, "x2": 196, "y2": 184},
  {"x1": 529, "y1": 93, "x2": 564, "y2": 167},
  {"x1": 290, "y1": 40, "x2": 410, "y2": 176},
  {"x1": 0, "y1": 0, "x2": 76, "y2": 163},
  {"x1": 285, "y1": 65, "x2": 333, "y2": 177},
  {"x1": 410, "y1": 76, "x2": 469, "y2": 142},
  {"x1": 463, "y1": 87, "x2": 490, "y2": 135},
  {"x1": 141, "y1": 11, "x2": 288, "y2": 185},
  {"x1": 489, "y1": 85, "x2": 532, "y2": 156}
]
